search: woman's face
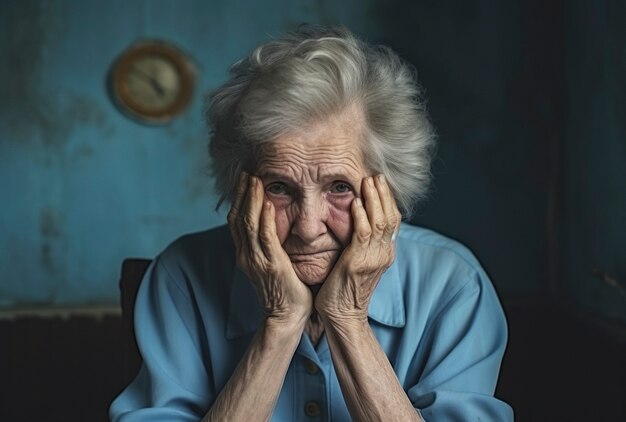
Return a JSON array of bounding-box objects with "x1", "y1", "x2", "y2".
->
[{"x1": 255, "y1": 114, "x2": 369, "y2": 285}]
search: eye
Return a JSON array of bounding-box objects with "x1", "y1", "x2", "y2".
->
[
  {"x1": 330, "y1": 181, "x2": 353, "y2": 194},
  {"x1": 266, "y1": 182, "x2": 289, "y2": 195}
]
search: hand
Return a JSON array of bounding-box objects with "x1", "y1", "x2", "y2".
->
[
  {"x1": 315, "y1": 175, "x2": 401, "y2": 323},
  {"x1": 228, "y1": 173, "x2": 313, "y2": 327}
]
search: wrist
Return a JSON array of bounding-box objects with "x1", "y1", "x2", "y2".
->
[
  {"x1": 318, "y1": 309, "x2": 369, "y2": 330},
  {"x1": 319, "y1": 313, "x2": 371, "y2": 346},
  {"x1": 263, "y1": 314, "x2": 308, "y2": 337},
  {"x1": 315, "y1": 295, "x2": 370, "y2": 325}
]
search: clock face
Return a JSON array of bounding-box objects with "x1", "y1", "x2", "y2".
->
[
  {"x1": 125, "y1": 55, "x2": 182, "y2": 111},
  {"x1": 109, "y1": 41, "x2": 195, "y2": 124}
]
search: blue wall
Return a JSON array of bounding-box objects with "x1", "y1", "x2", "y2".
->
[
  {"x1": 1, "y1": 0, "x2": 624, "y2": 325},
  {"x1": 0, "y1": 0, "x2": 374, "y2": 307}
]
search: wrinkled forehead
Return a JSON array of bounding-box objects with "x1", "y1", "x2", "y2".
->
[
  {"x1": 254, "y1": 117, "x2": 368, "y2": 180},
  {"x1": 258, "y1": 107, "x2": 367, "y2": 160}
]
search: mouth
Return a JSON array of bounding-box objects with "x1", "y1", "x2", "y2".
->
[{"x1": 287, "y1": 250, "x2": 339, "y2": 262}]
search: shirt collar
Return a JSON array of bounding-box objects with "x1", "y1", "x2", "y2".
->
[{"x1": 225, "y1": 256, "x2": 406, "y2": 339}]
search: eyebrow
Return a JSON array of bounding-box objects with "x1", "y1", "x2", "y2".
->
[{"x1": 256, "y1": 170, "x2": 362, "y2": 185}]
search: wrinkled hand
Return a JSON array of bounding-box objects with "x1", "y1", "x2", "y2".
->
[
  {"x1": 228, "y1": 173, "x2": 313, "y2": 327},
  {"x1": 315, "y1": 175, "x2": 401, "y2": 323}
]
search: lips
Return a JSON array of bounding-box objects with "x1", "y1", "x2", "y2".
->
[{"x1": 287, "y1": 250, "x2": 339, "y2": 262}]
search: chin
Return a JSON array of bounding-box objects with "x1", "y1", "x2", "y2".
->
[{"x1": 293, "y1": 263, "x2": 331, "y2": 286}]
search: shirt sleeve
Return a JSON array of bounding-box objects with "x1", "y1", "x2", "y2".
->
[
  {"x1": 407, "y1": 268, "x2": 514, "y2": 421},
  {"x1": 109, "y1": 256, "x2": 214, "y2": 421}
]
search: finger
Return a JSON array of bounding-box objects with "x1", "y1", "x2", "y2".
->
[
  {"x1": 241, "y1": 175, "x2": 265, "y2": 257},
  {"x1": 231, "y1": 172, "x2": 249, "y2": 216},
  {"x1": 228, "y1": 172, "x2": 249, "y2": 250},
  {"x1": 259, "y1": 200, "x2": 283, "y2": 261},
  {"x1": 373, "y1": 174, "x2": 400, "y2": 243},
  {"x1": 350, "y1": 197, "x2": 372, "y2": 248},
  {"x1": 361, "y1": 176, "x2": 386, "y2": 239}
]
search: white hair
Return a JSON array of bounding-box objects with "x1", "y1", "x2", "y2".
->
[{"x1": 205, "y1": 25, "x2": 436, "y2": 218}]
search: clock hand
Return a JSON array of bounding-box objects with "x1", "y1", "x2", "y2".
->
[{"x1": 132, "y1": 65, "x2": 166, "y2": 97}]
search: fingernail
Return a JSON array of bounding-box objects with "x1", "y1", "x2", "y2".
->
[
  {"x1": 378, "y1": 174, "x2": 386, "y2": 184},
  {"x1": 367, "y1": 177, "x2": 374, "y2": 186},
  {"x1": 354, "y1": 197, "x2": 362, "y2": 206}
]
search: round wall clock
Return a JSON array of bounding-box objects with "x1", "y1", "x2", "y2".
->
[{"x1": 108, "y1": 40, "x2": 196, "y2": 124}]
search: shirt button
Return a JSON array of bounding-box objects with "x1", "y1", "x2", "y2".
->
[
  {"x1": 305, "y1": 359, "x2": 319, "y2": 375},
  {"x1": 304, "y1": 400, "x2": 321, "y2": 417}
]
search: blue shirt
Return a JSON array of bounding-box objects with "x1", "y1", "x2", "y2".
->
[{"x1": 110, "y1": 223, "x2": 513, "y2": 421}]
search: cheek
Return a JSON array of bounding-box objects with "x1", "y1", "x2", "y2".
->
[
  {"x1": 327, "y1": 199, "x2": 354, "y2": 246},
  {"x1": 268, "y1": 199, "x2": 292, "y2": 243}
]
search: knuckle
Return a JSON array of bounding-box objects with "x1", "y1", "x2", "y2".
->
[
  {"x1": 387, "y1": 214, "x2": 399, "y2": 229},
  {"x1": 243, "y1": 214, "x2": 256, "y2": 234},
  {"x1": 374, "y1": 219, "x2": 387, "y2": 233},
  {"x1": 386, "y1": 220, "x2": 398, "y2": 234},
  {"x1": 357, "y1": 227, "x2": 372, "y2": 242},
  {"x1": 259, "y1": 228, "x2": 272, "y2": 245}
]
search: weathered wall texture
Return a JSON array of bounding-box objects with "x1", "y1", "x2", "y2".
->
[
  {"x1": 0, "y1": 0, "x2": 624, "y2": 324},
  {"x1": 0, "y1": 0, "x2": 373, "y2": 307}
]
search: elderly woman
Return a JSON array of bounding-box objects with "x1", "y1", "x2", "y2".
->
[{"x1": 110, "y1": 26, "x2": 513, "y2": 421}]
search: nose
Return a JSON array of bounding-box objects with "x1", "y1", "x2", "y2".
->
[{"x1": 290, "y1": 197, "x2": 328, "y2": 243}]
